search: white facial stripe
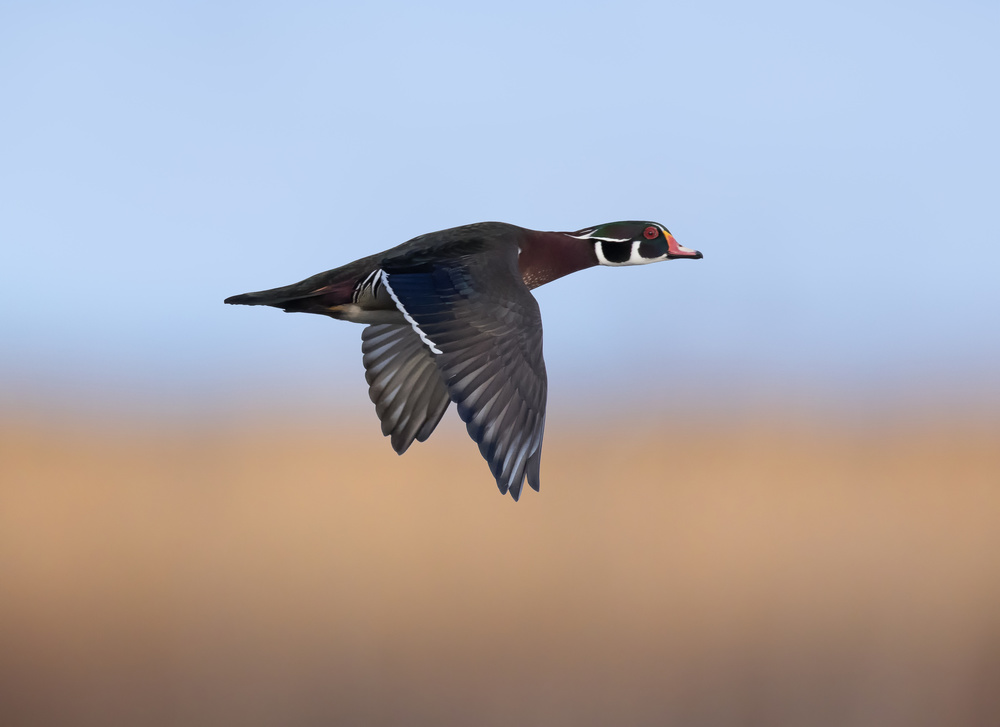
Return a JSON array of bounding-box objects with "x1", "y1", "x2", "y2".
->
[
  {"x1": 380, "y1": 271, "x2": 443, "y2": 355},
  {"x1": 594, "y1": 242, "x2": 612, "y2": 265},
  {"x1": 594, "y1": 240, "x2": 667, "y2": 267},
  {"x1": 629, "y1": 241, "x2": 666, "y2": 265},
  {"x1": 567, "y1": 229, "x2": 630, "y2": 243},
  {"x1": 631, "y1": 241, "x2": 643, "y2": 264}
]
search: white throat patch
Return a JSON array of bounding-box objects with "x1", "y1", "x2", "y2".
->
[{"x1": 594, "y1": 240, "x2": 666, "y2": 266}]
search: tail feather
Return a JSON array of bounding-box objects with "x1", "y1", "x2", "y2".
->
[
  {"x1": 224, "y1": 291, "x2": 278, "y2": 306},
  {"x1": 224, "y1": 267, "x2": 361, "y2": 312},
  {"x1": 224, "y1": 288, "x2": 321, "y2": 313}
]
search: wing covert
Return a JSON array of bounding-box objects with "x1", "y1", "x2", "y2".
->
[{"x1": 381, "y1": 249, "x2": 547, "y2": 500}]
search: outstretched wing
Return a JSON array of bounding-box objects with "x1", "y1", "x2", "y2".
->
[
  {"x1": 379, "y1": 248, "x2": 547, "y2": 500},
  {"x1": 361, "y1": 322, "x2": 451, "y2": 455}
]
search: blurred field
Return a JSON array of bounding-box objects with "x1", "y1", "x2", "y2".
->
[{"x1": 2, "y1": 408, "x2": 999, "y2": 726}]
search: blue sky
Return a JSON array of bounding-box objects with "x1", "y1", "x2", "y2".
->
[{"x1": 2, "y1": 1, "x2": 998, "y2": 415}]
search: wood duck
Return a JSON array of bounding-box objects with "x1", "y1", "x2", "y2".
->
[{"x1": 225, "y1": 221, "x2": 702, "y2": 500}]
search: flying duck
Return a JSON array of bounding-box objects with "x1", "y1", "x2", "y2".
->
[{"x1": 225, "y1": 221, "x2": 702, "y2": 500}]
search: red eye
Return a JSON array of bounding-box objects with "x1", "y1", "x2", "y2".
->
[{"x1": 643, "y1": 226, "x2": 659, "y2": 239}]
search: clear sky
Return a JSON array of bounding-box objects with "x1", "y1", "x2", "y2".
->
[{"x1": 2, "y1": 1, "x2": 998, "y2": 415}]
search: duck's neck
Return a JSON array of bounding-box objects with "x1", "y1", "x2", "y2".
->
[{"x1": 518, "y1": 230, "x2": 598, "y2": 290}]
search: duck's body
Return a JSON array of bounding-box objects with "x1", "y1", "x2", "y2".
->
[{"x1": 225, "y1": 221, "x2": 702, "y2": 500}]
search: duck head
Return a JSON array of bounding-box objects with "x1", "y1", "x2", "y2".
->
[{"x1": 569, "y1": 221, "x2": 703, "y2": 266}]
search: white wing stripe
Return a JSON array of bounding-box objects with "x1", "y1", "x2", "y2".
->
[{"x1": 381, "y1": 271, "x2": 443, "y2": 355}]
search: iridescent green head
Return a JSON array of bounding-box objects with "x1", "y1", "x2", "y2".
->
[{"x1": 569, "y1": 221, "x2": 702, "y2": 266}]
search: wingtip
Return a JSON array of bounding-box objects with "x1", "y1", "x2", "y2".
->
[
  {"x1": 388, "y1": 425, "x2": 412, "y2": 456},
  {"x1": 506, "y1": 473, "x2": 529, "y2": 501},
  {"x1": 526, "y1": 449, "x2": 541, "y2": 493}
]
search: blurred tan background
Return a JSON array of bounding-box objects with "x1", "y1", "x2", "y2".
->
[{"x1": 3, "y1": 406, "x2": 998, "y2": 726}]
